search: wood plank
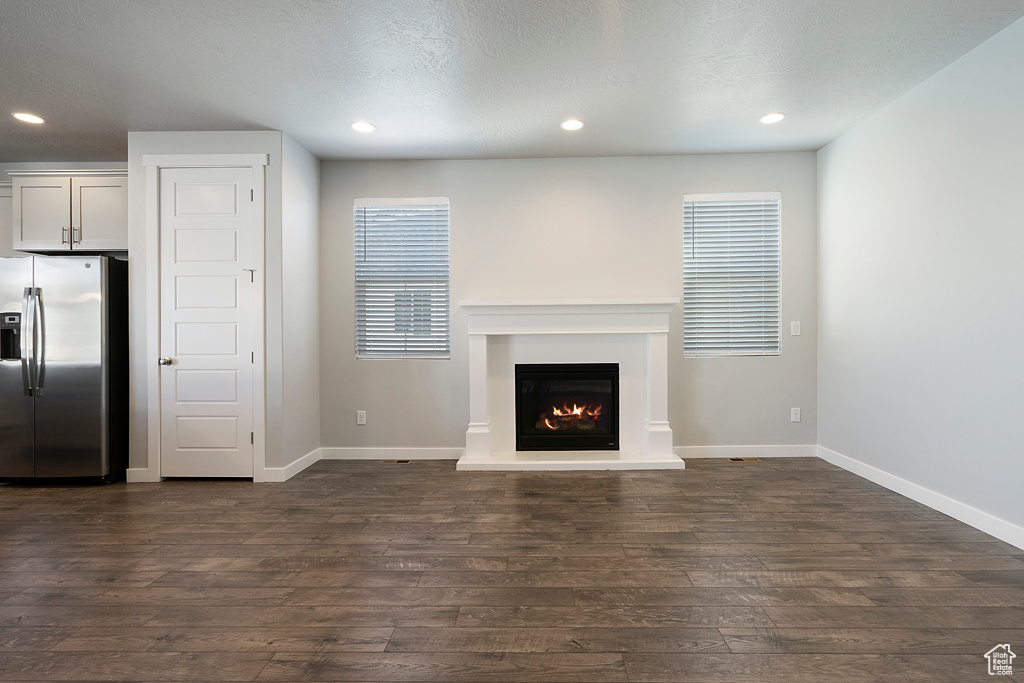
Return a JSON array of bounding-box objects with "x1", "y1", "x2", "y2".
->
[
  {"x1": 49, "y1": 626, "x2": 394, "y2": 652},
  {"x1": 764, "y1": 605, "x2": 1024, "y2": 629},
  {"x1": 146, "y1": 604, "x2": 459, "y2": 628},
  {"x1": 622, "y1": 653, "x2": 982, "y2": 682},
  {"x1": 147, "y1": 570, "x2": 423, "y2": 589},
  {"x1": 686, "y1": 570, "x2": 978, "y2": 588},
  {"x1": 0, "y1": 651, "x2": 271, "y2": 681},
  {"x1": 256, "y1": 652, "x2": 628, "y2": 682},
  {"x1": 720, "y1": 627, "x2": 1024, "y2": 654},
  {"x1": 386, "y1": 627, "x2": 728, "y2": 653},
  {"x1": 455, "y1": 605, "x2": 774, "y2": 628},
  {"x1": 572, "y1": 587, "x2": 875, "y2": 606},
  {"x1": 758, "y1": 555, "x2": 1024, "y2": 571},
  {"x1": 283, "y1": 587, "x2": 575, "y2": 606},
  {"x1": 859, "y1": 587, "x2": 1024, "y2": 606},
  {"x1": 508, "y1": 556, "x2": 768, "y2": 571},
  {"x1": 622, "y1": 543, "x2": 868, "y2": 557},
  {"x1": 419, "y1": 571, "x2": 696, "y2": 588}
]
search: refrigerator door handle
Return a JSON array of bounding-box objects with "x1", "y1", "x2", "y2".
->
[
  {"x1": 34, "y1": 288, "x2": 46, "y2": 394},
  {"x1": 21, "y1": 287, "x2": 34, "y2": 396}
]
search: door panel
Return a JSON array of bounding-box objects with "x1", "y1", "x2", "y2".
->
[
  {"x1": 32, "y1": 256, "x2": 107, "y2": 477},
  {"x1": 160, "y1": 167, "x2": 254, "y2": 478},
  {"x1": 72, "y1": 177, "x2": 128, "y2": 250},
  {"x1": 15, "y1": 178, "x2": 71, "y2": 250}
]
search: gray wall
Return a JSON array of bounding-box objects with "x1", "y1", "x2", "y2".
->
[
  {"x1": 320, "y1": 153, "x2": 818, "y2": 451},
  {"x1": 818, "y1": 19, "x2": 1024, "y2": 534},
  {"x1": 280, "y1": 135, "x2": 321, "y2": 466}
]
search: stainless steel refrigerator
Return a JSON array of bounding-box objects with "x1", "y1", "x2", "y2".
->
[{"x1": 0, "y1": 256, "x2": 127, "y2": 479}]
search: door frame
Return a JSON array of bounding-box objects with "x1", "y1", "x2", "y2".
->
[{"x1": 143, "y1": 153, "x2": 268, "y2": 481}]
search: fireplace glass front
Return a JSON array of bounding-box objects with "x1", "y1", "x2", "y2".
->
[{"x1": 515, "y1": 363, "x2": 619, "y2": 451}]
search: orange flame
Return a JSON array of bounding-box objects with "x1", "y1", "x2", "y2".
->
[
  {"x1": 541, "y1": 403, "x2": 603, "y2": 430},
  {"x1": 550, "y1": 403, "x2": 602, "y2": 418}
]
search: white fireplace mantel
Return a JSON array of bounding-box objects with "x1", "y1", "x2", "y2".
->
[{"x1": 458, "y1": 298, "x2": 684, "y2": 470}]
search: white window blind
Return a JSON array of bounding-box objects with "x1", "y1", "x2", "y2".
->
[
  {"x1": 683, "y1": 193, "x2": 781, "y2": 357},
  {"x1": 354, "y1": 198, "x2": 450, "y2": 359}
]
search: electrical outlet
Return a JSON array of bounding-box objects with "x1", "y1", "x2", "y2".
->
[
  {"x1": 790, "y1": 407, "x2": 801, "y2": 423},
  {"x1": 790, "y1": 321, "x2": 801, "y2": 336},
  {"x1": 357, "y1": 411, "x2": 367, "y2": 425}
]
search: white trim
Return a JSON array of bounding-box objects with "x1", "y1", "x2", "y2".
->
[
  {"x1": 144, "y1": 154, "x2": 268, "y2": 483},
  {"x1": 458, "y1": 451, "x2": 686, "y2": 471},
  {"x1": 258, "y1": 448, "x2": 322, "y2": 482},
  {"x1": 144, "y1": 164, "x2": 161, "y2": 481},
  {"x1": 248, "y1": 167, "x2": 269, "y2": 482},
  {"x1": 8, "y1": 169, "x2": 127, "y2": 177},
  {"x1": 817, "y1": 445, "x2": 1024, "y2": 551},
  {"x1": 126, "y1": 467, "x2": 158, "y2": 483},
  {"x1": 354, "y1": 197, "x2": 448, "y2": 207},
  {"x1": 674, "y1": 445, "x2": 818, "y2": 458},
  {"x1": 320, "y1": 447, "x2": 463, "y2": 460},
  {"x1": 142, "y1": 154, "x2": 268, "y2": 168},
  {"x1": 682, "y1": 191, "x2": 781, "y2": 202}
]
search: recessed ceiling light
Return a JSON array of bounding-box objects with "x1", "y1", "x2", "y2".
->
[
  {"x1": 13, "y1": 112, "x2": 45, "y2": 124},
  {"x1": 351, "y1": 121, "x2": 376, "y2": 133},
  {"x1": 760, "y1": 112, "x2": 786, "y2": 124},
  {"x1": 560, "y1": 119, "x2": 584, "y2": 131}
]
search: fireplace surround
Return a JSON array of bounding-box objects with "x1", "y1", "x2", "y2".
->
[{"x1": 458, "y1": 298, "x2": 684, "y2": 470}]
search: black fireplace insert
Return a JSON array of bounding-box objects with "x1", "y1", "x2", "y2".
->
[{"x1": 515, "y1": 363, "x2": 619, "y2": 451}]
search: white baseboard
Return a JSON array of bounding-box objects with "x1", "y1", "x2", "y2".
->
[
  {"x1": 817, "y1": 445, "x2": 1024, "y2": 551},
  {"x1": 255, "y1": 448, "x2": 322, "y2": 482},
  {"x1": 125, "y1": 467, "x2": 157, "y2": 483},
  {"x1": 674, "y1": 444, "x2": 818, "y2": 459},
  {"x1": 320, "y1": 447, "x2": 464, "y2": 460}
]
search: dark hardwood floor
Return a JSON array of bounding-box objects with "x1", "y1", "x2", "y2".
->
[{"x1": 0, "y1": 457, "x2": 1021, "y2": 681}]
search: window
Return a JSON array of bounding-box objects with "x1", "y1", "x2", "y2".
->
[
  {"x1": 683, "y1": 192, "x2": 780, "y2": 357},
  {"x1": 354, "y1": 198, "x2": 450, "y2": 358}
]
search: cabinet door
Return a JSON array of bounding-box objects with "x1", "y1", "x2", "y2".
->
[
  {"x1": 13, "y1": 177, "x2": 72, "y2": 251},
  {"x1": 71, "y1": 176, "x2": 128, "y2": 250}
]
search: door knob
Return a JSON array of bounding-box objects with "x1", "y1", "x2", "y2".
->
[{"x1": 158, "y1": 357, "x2": 173, "y2": 366}]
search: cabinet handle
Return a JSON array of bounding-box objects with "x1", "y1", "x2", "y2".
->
[
  {"x1": 61, "y1": 227, "x2": 68, "y2": 245},
  {"x1": 72, "y1": 227, "x2": 82, "y2": 244}
]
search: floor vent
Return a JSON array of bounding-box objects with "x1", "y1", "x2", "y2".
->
[
  {"x1": 381, "y1": 460, "x2": 412, "y2": 464},
  {"x1": 728, "y1": 457, "x2": 762, "y2": 462}
]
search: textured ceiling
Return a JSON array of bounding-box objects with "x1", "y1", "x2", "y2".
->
[{"x1": 2, "y1": 0, "x2": 1023, "y2": 162}]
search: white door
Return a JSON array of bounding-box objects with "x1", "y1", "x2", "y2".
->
[{"x1": 160, "y1": 167, "x2": 255, "y2": 477}]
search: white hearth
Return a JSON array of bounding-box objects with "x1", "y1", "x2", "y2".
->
[{"x1": 458, "y1": 298, "x2": 684, "y2": 471}]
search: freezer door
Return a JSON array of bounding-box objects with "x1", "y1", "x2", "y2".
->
[
  {"x1": 0, "y1": 257, "x2": 34, "y2": 476},
  {"x1": 32, "y1": 256, "x2": 108, "y2": 477}
]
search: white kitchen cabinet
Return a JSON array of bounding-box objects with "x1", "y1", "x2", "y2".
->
[
  {"x1": 12, "y1": 172, "x2": 128, "y2": 251},
  {"x1": 0, "y1": 182, "x2": 15, "y2": 257}
]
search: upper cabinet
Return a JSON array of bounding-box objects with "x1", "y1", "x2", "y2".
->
[{"x1": 12, "y1": 171, "x2": 128, "y2": 252}]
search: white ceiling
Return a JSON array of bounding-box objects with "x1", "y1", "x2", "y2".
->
[{"x1": 2, "y1": 0, "x2": 1023, "y2": 162}]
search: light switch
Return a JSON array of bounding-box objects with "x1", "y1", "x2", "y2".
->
[{"x1": 790, "y1": 321, "x2": 801, "y2": 336}]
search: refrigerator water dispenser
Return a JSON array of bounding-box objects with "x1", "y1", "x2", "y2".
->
[{"x1": 0, "y1": 312, "x2": 20, "y2": 360}]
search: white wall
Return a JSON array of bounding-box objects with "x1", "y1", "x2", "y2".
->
[
  {"x1": 320, "y1": 153, "x2": 817, "y2": 451},
  {"x1": 818, "y1": 18, "x2": 1024, "y2": 543},
  {"x1": 280, "y1": 135, "x2": 321, "y2": 467}
]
